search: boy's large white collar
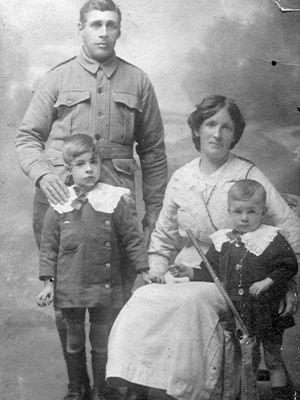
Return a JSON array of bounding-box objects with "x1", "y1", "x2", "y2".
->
[
  {"x1": 50, "y1": 183, "x2": 131, "y2": 214},
  {"x1": 210, "y1": 224, "x2": 289, "y2": 256}
]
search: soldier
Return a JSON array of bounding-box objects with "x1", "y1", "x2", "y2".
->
[{"x1": 15, "y1": 1, "x2": 167, "y2": 399}]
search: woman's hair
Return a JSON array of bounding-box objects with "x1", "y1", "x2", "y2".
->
[
  {"x1": 187, "y1": 95, "x2": 246, "y2": 152},
  {"x1": 79, "y1": 0, "x2": 122, "y2": 25},
  {"x1": 228, "y1": 179, "x2": 267, "y2": 206},
  {"x1": 62, "y1": 134, "x2": 100, "y2": 166}
]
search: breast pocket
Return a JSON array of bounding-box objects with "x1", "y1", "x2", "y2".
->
[
  {"x1": 59, "y1": 220, "x2": 82, "y2": 253},
  {"x1": 110, "y1": 92, "x2": 142, "y2": 145},
  {"x1": 54, "y1": 91, "x2": 91, "y2": 134}
]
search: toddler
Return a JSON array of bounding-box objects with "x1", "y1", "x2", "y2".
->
[{"x1": 171, "y1": 179, "x2": 298, "y2": 400}]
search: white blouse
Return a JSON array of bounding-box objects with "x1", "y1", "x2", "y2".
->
[{"x1": 148, "y1": 154, "x2": 300, "y2": 273}]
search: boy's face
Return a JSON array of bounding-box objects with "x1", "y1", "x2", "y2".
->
[
  {"x1": 228, "y1": 196, "x2": 266, "y2": 234},
  {"x1": 70, "y1": 151, "x2": 101, "y2": 192}
]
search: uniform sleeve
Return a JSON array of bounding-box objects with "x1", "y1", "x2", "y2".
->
[
  {"x1": 248, "y1": 166, "x2": 300, "y2": 256},
  {"x1": 39, "y1": 207, "x2": 60, "y2": 279},
  {"x1": 113, "y1": 197, "x2": 149, "y2": 272},
  {"x1": 15, "y1": 71, "x2": 58, "y2": 184},
  {"x1": 134, "y1": 74, "x2": 168, "y2": 214},
  {"x1": 148, "y1": 174, "x2": 182, "y2": 259}
]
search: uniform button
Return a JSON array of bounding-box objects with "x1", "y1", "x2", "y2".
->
[
  {"x1": 67, "y1": 99, "x2": 71, "y2": 105},
  {"x1": 105, "y1": 220, "x2": 110, "y2": 225},
  {"x1": 98, "y1": 88, "x2": 102, "y2": 93},
  {"x1": 95, "y1": 134, "x2": 101, "y2": 140},
  {"x1": 105, "y1": 242, "x2": 110, "y2": 247},
  {"x1": 104, "y1": 284, "x2": 110, "y2": 289},
  {"x1": 105, "y1": 263, "x2": 111, "y2": 268},
  {"x1": 97, "y1": 111, "x2": 103, "y2": 117}
]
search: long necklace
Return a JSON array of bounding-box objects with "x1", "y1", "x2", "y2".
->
[
  {"x1": 235, "y1": 249, "x2": 248, "y2": 296},
  {"x1": 200, "y1": 185, "x2": 219, "y2": 231}
]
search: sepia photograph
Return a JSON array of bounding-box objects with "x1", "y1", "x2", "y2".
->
[{"x1": 1, "y1": 0, "x2": 300, "y2": 399}]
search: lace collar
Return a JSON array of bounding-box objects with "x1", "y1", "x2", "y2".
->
[
  {"x1": 172, "y1": 153, "x2": 246, "y2": 194},
  {"x1": 50, "y1": 183, "x2": 130, "y2": 214},
  {"x1": 210, "y1": 224, "x2": 289, "y2": 256}
]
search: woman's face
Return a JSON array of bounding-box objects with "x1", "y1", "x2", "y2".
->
[{"x1": 196, "y1": 108, "x2": 235, "y2": 162}]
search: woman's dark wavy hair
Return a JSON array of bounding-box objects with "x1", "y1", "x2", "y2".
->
[
  {"x1": 187, "y1": 95, "x2": 246, "y2": 152},
  {"x1": 79, "y1": 0, "x2": 122, "y2": 25}
]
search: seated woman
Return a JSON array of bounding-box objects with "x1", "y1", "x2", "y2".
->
[{"x1": 106, "y1": 95, "x2": 300, "y2": 400}]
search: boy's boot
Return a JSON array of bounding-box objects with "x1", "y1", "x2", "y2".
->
[
  {"x1": 91, "y1": 349, "x2": 117, "y2": 400},
  {"x1": 271, "y1": 386, "x2": 294, "y2": 400},
  {"x1": 65, "y1": 350, "x2": 91, "y2": 400}
]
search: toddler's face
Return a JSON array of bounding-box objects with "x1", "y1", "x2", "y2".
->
[
  {"x1": 70, "y1": 151, "x2": 101, "y2": 191},
  {"x1": 228, "y1": 197, "x2": 266, "y2": 234}
]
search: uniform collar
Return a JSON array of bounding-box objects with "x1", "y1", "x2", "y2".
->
[{"x1": 78, "y1": 46, "x2": 119, "y2": 78}]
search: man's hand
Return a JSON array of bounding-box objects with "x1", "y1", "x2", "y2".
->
[
  {"x1": 36, "y1": 283, "x2": 54, "y2": 307},
  {"x1": 39, "y1": 173, "x2": 69, "y2": 205},
  {"x1": 249, "y1": 277, "x2": 273, "y2": 298},
  {"x1": 142, "y1": 211, "x2": 160, "y2": 249},
  {"x1": 140, "y1": 270, "x2": 166, "y2": 285}
]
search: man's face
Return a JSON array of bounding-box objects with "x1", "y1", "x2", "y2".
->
[{"x1": 78, "y1": 10, "x2": 121, "y2": 62}]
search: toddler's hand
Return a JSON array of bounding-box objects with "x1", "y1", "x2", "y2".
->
[
  {"x1": 169, "y1": 265, "x2": 193, "y2": 279},
  {"x1": 249, "y1": 277, "x2": 273, "y2": 298},
  {"x1": 36, "y1": 286, "x2": 54, "y2": 307}
]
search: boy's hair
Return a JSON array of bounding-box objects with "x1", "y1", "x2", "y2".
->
[
  {"x1": 228, "y1": 179, "x2": 267, "y2": 206},
  {"x1": 79, "y1": 0, "x2": 122, "y2": 25},
  {"x1": 62, "y1": 134, "x2": 100, "y2": 166}
]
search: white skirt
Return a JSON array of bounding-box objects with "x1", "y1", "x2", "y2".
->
[{"x1": 107, "y1": 279, "x2": 239, "y2": 400}]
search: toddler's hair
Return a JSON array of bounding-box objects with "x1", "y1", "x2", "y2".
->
[
  {"x1": 62, "y1": 134, "x2": 100, "y2": 166},
  {"x1": 228, "y1": 179, "x2": 266, "y2": 206}
]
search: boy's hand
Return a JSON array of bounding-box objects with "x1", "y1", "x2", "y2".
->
[
  {"x1": 140, "y1": 270, "x2": 166, "y2": 285},
  {"x1": 249, "y1": 277, "x2": 273, "y2": 298},
  {"x1": 36, "y1": 285, "x2": 54, "y2": 307},
  {"x1": 169, "y1": 265, "x2": 194, "y2": 280}
]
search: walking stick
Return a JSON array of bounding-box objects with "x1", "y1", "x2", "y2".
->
[{"x1": 186, "y1": 229, "x2": 259, "y2": 400}]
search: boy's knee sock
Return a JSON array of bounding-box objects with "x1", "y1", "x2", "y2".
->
[
  {"x1": 55, "y1": 310, "x2": 90, "y2": 387},
  {"x1": 65, "y1": 350, "x2": 88, "y2": 389},
  {"x1": 89, "y1": 323, "x2": 109, "y2": 387}
]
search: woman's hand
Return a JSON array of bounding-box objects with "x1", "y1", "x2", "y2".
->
[
  {"x1": 169, "y1": 265, "x2": 194, "y2": 280},
  {"x1": 36, "y1": 284, "x2": 54, "y2": 307},
  {"x1": 279, "y1": 289, "x2": 299, "y2": 317},
  {"x1": 140, "y1": 270, "x2": 166, "y2": 285}
]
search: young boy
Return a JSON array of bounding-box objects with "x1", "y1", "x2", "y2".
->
[
  {"x1": 36, "y1": 134, "x2": 155, "y2": 400},
  {"x1": 171, "y1": 179, "x2": 298, "y2": 400}
]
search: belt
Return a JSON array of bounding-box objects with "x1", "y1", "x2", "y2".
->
[
  {"x1": 50, "y1": 139, "x2": 133, "y2": 159},
  {"x1": 98, "y1": 146, "x2": 133, "y2": 159}
]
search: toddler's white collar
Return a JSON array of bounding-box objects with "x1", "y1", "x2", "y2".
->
[{"x1": 210, "y1": 224, "x2": 289, "y2": 256}]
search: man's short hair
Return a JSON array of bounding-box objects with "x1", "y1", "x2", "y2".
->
[
  {"x1": 228, "y1": 179, "x2": 267, "y2": 206},
  {"x1": 62, "y1": 134, "x2": 100, "y2": 166},
  {"x1": 79, "y1": 0, "x2": 122, "y2": 25}
]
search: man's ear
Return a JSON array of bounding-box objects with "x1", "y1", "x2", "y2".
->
[
  {"x1": 78, "y1": 21, "x2": 84, "y2": 37},
  {"x1": 194, "y1": 129, "x2": 200, "y2": 138}
]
